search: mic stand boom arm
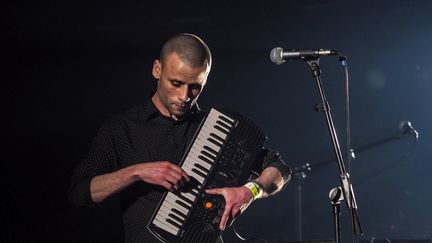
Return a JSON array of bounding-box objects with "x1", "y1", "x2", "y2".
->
[{"x1": 304, "y1": 57, "x2": 363, "y2": 236}]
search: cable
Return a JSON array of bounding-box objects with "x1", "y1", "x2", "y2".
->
[
  {"x1": 338, "y1": 53, "x2": 358, "y2": 243},
  {"x1": 232, "y1": 225, "x2": 268, "y2": 243},
  {"x1": 338, "y1": 54, "x2": 352, "y2": 175},
  {"x1": 356, "y1": 139, "x2": 418, "y2": 185}
]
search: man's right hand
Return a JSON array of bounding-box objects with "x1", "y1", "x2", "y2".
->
[
  {"x1": 133, "y1": 161, "x2": 190, "y2": 191},
  {"x1": 90, "y1": 161, "x2": 189, "y2": 203}
]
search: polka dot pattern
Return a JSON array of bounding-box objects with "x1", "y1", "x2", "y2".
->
[{"x1": 68, "y1": 100, "x2": 291, "y2": 242}]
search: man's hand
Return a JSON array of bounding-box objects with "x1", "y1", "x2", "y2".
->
[
  {"x1": 90, "y1": 161, "x2": 189, "y2": 203},
  {"x1": 133, "y1": 161, "x2": 190, "y2": 191},
  {"x1": 205, "y1": 186, "x2": 254, "y2": 231},
  {"x1": 203, "y1": 167, "x2": 287, "y2": 231}
]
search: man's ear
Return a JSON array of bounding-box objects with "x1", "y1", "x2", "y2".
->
[{"x1": 152, "y1": 59, "x2": 161, "y2": 79}]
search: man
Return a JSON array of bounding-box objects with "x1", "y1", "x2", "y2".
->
[{"x1": 69, "y1": 33, "x2": 291, "y2": 242}]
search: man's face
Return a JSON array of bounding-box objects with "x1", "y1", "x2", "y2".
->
[{"x1": 152, "y1": 52, "x2": 209, "y2": 120}]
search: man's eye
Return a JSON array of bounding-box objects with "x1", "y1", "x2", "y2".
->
[{"x1": 171, "y1": 81, "x2": 181, "y2": 87}]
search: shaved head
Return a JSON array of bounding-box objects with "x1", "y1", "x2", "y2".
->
[{"x1": 160, "y1": 33, "x2": 212, "y2": 70}]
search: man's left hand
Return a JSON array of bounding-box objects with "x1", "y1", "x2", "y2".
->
[{"x1": 205, "y1": 186, "x2": 254, "y2": 231}]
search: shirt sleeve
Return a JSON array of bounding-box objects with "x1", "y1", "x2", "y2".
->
[
  {"x1": 68, "y1": 119, "x2": 119, "y2": 207},
  {"x1": 255, "y1": 148, "x2": 292, "y2": 184}
]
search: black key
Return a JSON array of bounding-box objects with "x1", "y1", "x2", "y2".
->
[
  {"x1": 210, "y1": 132, "x2": 225, "y2": 144},
  {"x1": 175, "y1": 200, "x2": 191, "y2": 210},
  {"x1": 168, "y1": 213, "x2": 184, "y2": 225},
  {"x1": 178, "y1": 193, "x2": 194, "y2": 205},
  {"x1": 166, "y1": 218, "x2": 181, "y2": 229},
  {"x1": 172, "y1": 208, "x2": 187, "y2": 219},
  {"x1": 208, "y1": 137, "x2": 223, "y2": 147},
  {"x1": 193, "y1": 166, "x2": 208, "y2": 178},
  {"x1": 214, "y1": 125, "x2": 229, "y2": 135},
  {"x1": 201, "y1": 150, "x2": 216, "y2": 160},
  {"x1": 190, "y1": 189, "x2": 199, "y2": 197},
  {"x1": 189, "y1": 176, "x2": 202, "y2": 188},
  {"x1": 192, "y1": 168, "x2": 207, "y2": 179},
  {"x1": 198, "y1": 155, "x2": 213, "y2": 165},
  {"x1": 194, "y1": 163, "x2": 210, "y2": 174},
  {"x1": 218, "y1": 115, "x2": 235, "y2": 126},
  {"x1": 177, "y1": 177, "x2": 200, "y2": 193},
  {"x1": 216, "y1": 120, "x2": 231, "y2": 131},
  {"x1": 203, "y1": 145, "x2": 218, "y2": 156}
]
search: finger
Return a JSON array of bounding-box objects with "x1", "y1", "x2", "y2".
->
[
  {"x1": 164, "y1": 175, "x2": 183, "y2": 187},
  {"x1": 231, "y1": 207, "x2": 241, "y2": 220},
  {"x1": 205, "y1": 188, "x2": 222, "y2": 195},
  {"x1": 160, "y1": 181, "x2": 175, "y2": 192},
  {"x1": 226, "y1": 206, "x2": 241, "y2": 228},
  {"x1": 179, "y1": 168, "x2": 190, "y2": 182},
  {"x1": 165, "y1": 163, "x2": 190, "y2": 182},
  {"x1": 165, "y1": 172, "x2": 184, "y2": 186},
  {"x1": 163, "y1": 164, "x2": 189, "y2": 183},
  {"x1": 219, "y1": 206, "x2": 230, "y2": 231}
]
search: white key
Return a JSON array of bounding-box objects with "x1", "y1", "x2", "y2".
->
[{"x1": 153, "y1": 216, "x2": 179, "y2": 235}]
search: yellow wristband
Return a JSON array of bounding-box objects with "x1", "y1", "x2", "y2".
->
[{"x1": 243, "y1": 181, "x2": 263, "y2": 200}]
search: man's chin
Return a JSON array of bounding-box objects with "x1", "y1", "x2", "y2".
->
[{"x1": 170, "y1": 108, "x2": 187, "y2": 118}]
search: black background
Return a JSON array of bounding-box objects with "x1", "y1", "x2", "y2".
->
[{"x1": 3, "y1": 1, "x2": 432, "y2": 242}]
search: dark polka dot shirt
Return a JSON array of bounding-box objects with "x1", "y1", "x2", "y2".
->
[{"x1": 68, "y1": 100, "x2": 291, "y2": 242}]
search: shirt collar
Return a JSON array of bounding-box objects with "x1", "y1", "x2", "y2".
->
[{"x1": 141, "y1": 99, "x2": 201, "y2": 122}]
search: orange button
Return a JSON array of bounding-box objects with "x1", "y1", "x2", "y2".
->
[{"x1": 204, "y1": 201, "x2": 213, "y2": 209}]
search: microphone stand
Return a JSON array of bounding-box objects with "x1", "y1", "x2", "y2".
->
[
  {"x1": 329, "y1": 187, "x2": 344, "y2": 243},
  {"x1": 303, "y1": 57, "x2": 363, "y2": 239},
  {"x1": 310, "y1": 129, "x2": 417, "y2": 172},
  {"x1": 293, "y1": 163, "x2": 311, "y2": 241}
]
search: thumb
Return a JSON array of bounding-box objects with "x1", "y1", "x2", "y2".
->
[{"x1": 205, "y1": 188, "x2": 222, "y2": 195}]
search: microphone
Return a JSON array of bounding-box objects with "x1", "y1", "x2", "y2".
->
[
  {"x1": 270, "y1": 47, "x2": 338, "y2": 65},
  {"x1": 399, "y1": 120, "x2": 419, "y2": 141}
]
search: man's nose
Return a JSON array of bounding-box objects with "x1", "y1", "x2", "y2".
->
[{"x1": 179, "y1": 86, "x2": 190, "y2": 102}]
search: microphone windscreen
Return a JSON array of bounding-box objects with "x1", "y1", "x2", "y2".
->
[{"x1": 270, "y1": 47, "x2": 284, "y2": 65}]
